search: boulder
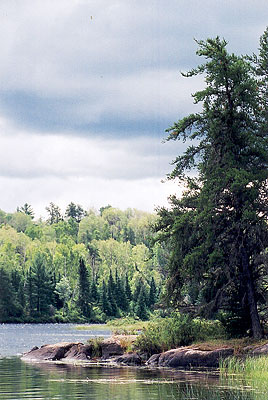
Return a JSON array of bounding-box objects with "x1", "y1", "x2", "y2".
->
[
  {"x1": 22, "y1": 342, "x2": 82, "y2": 361},
  {"x1": 64, "y1": 344, "x2": 93, "y2": 360},
  {"x1": 147, "y1": 347, "x2": 234, "y2": 368},
  {"x1": 252, "y1": 343, "x2": 268, "y2": 355},
  {"x1": 115, "y1": 352, "x2": 142, "y2": 366},
  {"x1": 101, "y1": 337, "x2": 124, "y2": 359},
  {"x1": 146, "y1": 353, "x2": 161, "y2": 366}
]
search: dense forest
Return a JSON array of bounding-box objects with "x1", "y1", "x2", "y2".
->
[{"x1": 0, "y1": 203, "x2": 166, "y2": 323}]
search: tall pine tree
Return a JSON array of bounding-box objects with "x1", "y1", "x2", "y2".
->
[{"x1": 157, "y1": 35, "x2": 268, "y2": 338}]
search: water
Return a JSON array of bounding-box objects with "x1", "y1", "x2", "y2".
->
[
  {"x1": 0, "y1": 324, "x2": 111, "y2": 357},
  {"x1": 0, "y1": 324, "x2": 266, "y2": 399}
]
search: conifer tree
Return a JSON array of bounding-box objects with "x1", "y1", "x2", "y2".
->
[
  {"x1": 135, "y1": 285, "x2": 147, "y2": 320},
  {"x1": 114, "y1": 269, "x2": 128, "y2": 311},
  {"x1": 91, "y1": 280, "x2": 99, "y2": 303},
  {"x1": 0, "y1": 268, "x2": 21, "y2": 321},
  {"x1": 157, "y1": 35, "x2": 268, "y2": 338},
  {"x1": 77, "y1": 258, "x2": 91, "y2": 318},
  {"x1": 101, "y1": 280, "x2": 112, "y2": 316},
  {"x1": 107, "y1": 271, "x2": 117, "y2": 316},
  {"x1": 125, "y1": 274, "x2": 132, "y2": 302},
  {"x1": 30, "y1": 252, "x2": 54, "y2": 316},
  {"x1": 148, "y1": 276, "x2": 157, "y2": 308}
]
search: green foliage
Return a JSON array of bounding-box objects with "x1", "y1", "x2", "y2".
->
[
  {"x1": 27, "y1": 252, "x2": 55, "y2": 317},
  {"x1": 157, "y1": 31, "x2": 268, "y2": 339},
  {"x1": 87, "y1": 337, "x2": 104, "y2": 357},
  {"x1": 135, "y1": 313, "x2": 225, "y2": 356},
  {"x1": 0, "y1": 268, "x2": 23, "y2": 321},
  {"x1": 77, "y1": 258, "x2": 91, "y2": 319},
  {"x1": 0, "y1": 203, "x2": 163, "y2": 323}
]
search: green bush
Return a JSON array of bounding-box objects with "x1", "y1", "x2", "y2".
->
[
  {"x1": 135, "y1": 313, "x2": 225, "y2": 357},
  {"x1": 87, "y1": 337, "x2": 104, "y2": 357}
]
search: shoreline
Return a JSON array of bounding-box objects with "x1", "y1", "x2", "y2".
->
[{"x1": 20, "y1": 336, "x2": 233, "y2": 369}]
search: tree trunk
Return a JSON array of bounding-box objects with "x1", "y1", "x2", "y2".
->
[{"x1": 241, "y1": 246, "x2": 263, "y2": 339}]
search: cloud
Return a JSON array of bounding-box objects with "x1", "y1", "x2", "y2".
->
[
  {"x1": 0, "y1": 123, "x2": 183, "y2": 181},
  {"x1": 0, "y1": 174, "x2": 182, "y2": 219},
  {"x1": 0, "y1": 1, "x2": 266, "y2": 135},
  {"x1": 0, "y1": 1, "x2": 267, "y2": 214}
]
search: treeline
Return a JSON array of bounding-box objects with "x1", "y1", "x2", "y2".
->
[{"x1": 0, "y1": 204, "x2": 167, "y2": 323}]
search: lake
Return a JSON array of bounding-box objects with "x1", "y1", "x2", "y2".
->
[{"x1": 0, "y1": 324, "x2": 267, "y2": 399}]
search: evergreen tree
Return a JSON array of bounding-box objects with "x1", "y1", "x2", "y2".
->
[
  {"x1": 25, "y1": 267, "x2": 34, "y2": 316},
  {"x1": 148, "y1": 276, "x2": 157, "y2": 308},
  {"x1": 107, "y1": 270, "x2": 117, "y2": 316},
  {"x1": 77, "y1": 258, "x2": 91, "y2": 318},
  {"x1": 157, "y1": 35, "x2": 268, "y2": 338},
  {"x1": 46, "y1": 202, "x2": 63, "y2": 224},
  {"x1": 17, "y1": 203, "x2": 34, "y2": 219},
  {"x1": 135, "y1": 285, "x2": 147, "y2": 320},
  {"x1": 91, "y1": 280, "x2": 99, "y2": 303},
  {"x1": 115, "y1": 269, "x2": 128, "y2": 311},
  {"x1": 30, "y1": 252, "x2": 54, "y2": 316},
  {"x1": 0, "y1": 268, "x2": 22, "y2": 321},
  {"x1": 65, "y1": 202, "x2": 86, "y2": 223},
  {"x1": 133, "y1": 278, "x2": 142, "y2": 302},
  {"x1": 101, "y1": 280, "x2": 112, "y2": 316},
  {"x1": 125, "y1": 274, "x2": 132, "y2": 302}
]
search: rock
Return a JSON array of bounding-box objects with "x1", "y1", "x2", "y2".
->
[
  {"x1": 116, "y1": 352, "x2": 142, "y2": 366},
  {"x1": 22, "y1": 342, "x2": 82, "y2": 361},
  {"x1": 101, "y1": 336, "x2": 124, "y2": 359},
  {"x1": 64, "y1": 344, "x2": 93, "y2": 360},
  {"x1": 146, "y1": 353, "x2": 161, "y2": 366},
  {"x1": 147, "y1": 347, "x2": 234, "y2": 368},
  {"x1": 22, "y1": 336, "x2": 134, "y2": 362},
  {"x1": 252, "y1": 343, "x2": 268, "y2": 355}
]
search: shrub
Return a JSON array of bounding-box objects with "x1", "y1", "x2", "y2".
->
[
  {"x1": 135, "y1": 313, "x2": 225, "y2": 357},
  {"x1": 87, "y1": 337, "x2": 104, "y2": 357}
]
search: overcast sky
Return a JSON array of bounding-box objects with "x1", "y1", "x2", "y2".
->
[{"x1": 0, "y1": 0, "x2": 267, "y2": 218}]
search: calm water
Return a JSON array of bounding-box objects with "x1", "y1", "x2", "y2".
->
[
  {"x1": 0, "y1": 324, "x2": 267, "y2": 399},
  {"x1": 0, "y1": 324, "x2": 111, "y2": 357}
]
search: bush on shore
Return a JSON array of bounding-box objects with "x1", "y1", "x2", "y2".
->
[{"x1": 135, "y1": 313, "x2": 225, "y2": 357}]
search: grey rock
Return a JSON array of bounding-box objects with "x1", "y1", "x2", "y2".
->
[
  {"x1": 116, "y1": 352, "x2": 142, "y2": 366},
  {"x1": 147, "y1": 347, "x2": 234, "y2": 368}
]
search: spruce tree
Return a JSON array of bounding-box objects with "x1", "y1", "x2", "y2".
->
[
  {"x1": 30, "y1": 252, "x2": 54, "y2": 317},
  {"x1": 101, "y1": 280, "x2": 112, "y2": 316},
  {"x1": 0, "y1": 268, "x2": 21, "y2": 321},
  {"x1": 77, "y1": 258, "x2": 91, "y2": 318},
  {"x1": 157, "y1": 35, "x2": 268, "y2": 339},
  {"x1": 115, "y1": 269, "x2": 128, "y2": 311},
  {"x1": 107, "y1": 271, "x2": 117, "y2": 316},
  {"x1": 135, "y1": 285, "x2": 147, "y2": 320},
  {"x1": 125, "y1": 274, "x2": 132, "y2": 301},
  {"x1": 148, "y1": 276, "x2": 157, "y2": 308},
  {"x1": 91, "y1": 280, "x2": 99, "y2": 303}
]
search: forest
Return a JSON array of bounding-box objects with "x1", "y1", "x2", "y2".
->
[
  {"x1": 2, "y1": 27, "x2": 268, "y2": 343},
  {"x1": 0, "y1": 203, "x2": 166, "y2": 323}
]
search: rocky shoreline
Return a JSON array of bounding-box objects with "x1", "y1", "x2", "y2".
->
[{"x1": 21, "y1": 335, "x2": 243, "y2": 368}]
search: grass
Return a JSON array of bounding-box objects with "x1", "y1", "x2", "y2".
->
[
  {"x1": 220, "y1": 354, "x2": 268, "y2": 376},
  {"x1": 75, "y1": 317, "x2": 150, "y2": 335},
  {"x1": 106, "y1": 317, "x2": 150, "y2": 334},
  {"x1": 75, "y1": 324, "x2": 111, "y2": 331}
]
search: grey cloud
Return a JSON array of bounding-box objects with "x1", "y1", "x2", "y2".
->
[
  {"x1": 0, "y1": 133, "x2": 180, "y2": 181},
  {"x1": 0, "y1": 1, "x2": 267, "y2": 137}
]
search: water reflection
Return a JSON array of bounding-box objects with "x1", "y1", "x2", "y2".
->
[{"x1": 0, "y1": 357, "x2": 265, "y2": 400}]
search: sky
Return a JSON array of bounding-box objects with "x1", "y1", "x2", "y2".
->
[{"x1": 0, "y1": 0, "x2": 268, "y2": 219}]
